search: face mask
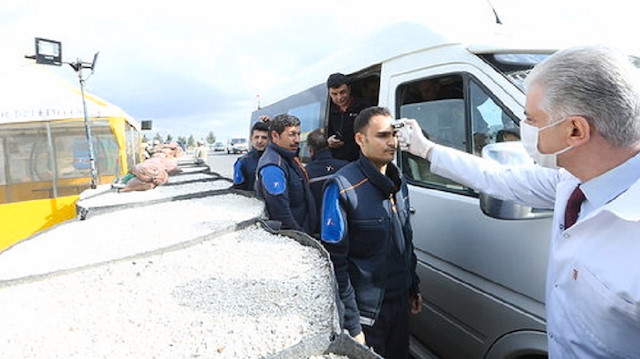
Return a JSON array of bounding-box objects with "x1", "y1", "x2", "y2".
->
[{"x1": 520, "y1": 119, "x2": 573, "y2": 169}]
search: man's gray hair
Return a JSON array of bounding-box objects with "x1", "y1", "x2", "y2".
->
[
  {"x1": 269, "y1": 114, "x2": 301, "y2": 136},
  {"x1": 526, "y1": 45, "x2": 640, "y2": 148}
]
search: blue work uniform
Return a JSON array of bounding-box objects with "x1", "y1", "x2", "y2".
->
[
  {"x1": 306, "y1": 148, "x2": 349, "y2": 231},
  {"x1": 321, "y1": 155, "x2": 420, "y2": 357},
  {"x1": 256, "y1": 143, "x2": 316, "y2": 234},
  {"x1": 232, "y1": 148, "x2": 263, "y2": 191}
]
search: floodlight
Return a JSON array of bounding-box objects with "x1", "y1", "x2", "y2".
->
[
  {"x1": 141, "y1": 120, "x2": 153, "y2": 131},
  {"x1": 35, "y1": 37, "x2": 62, "y2": 66}
]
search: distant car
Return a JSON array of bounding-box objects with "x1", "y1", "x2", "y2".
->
[
  {"x1": 226, "y1": 138, "x2": 249, "y2": 154},
  {"x1": 213, "y1": 142, "x2": 225, "y2": 152}
]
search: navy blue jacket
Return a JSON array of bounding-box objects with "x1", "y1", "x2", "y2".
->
[
  {"x1": 306, "y1": 149, "x2": 349, "y2": 228},
  {"x1": 232, "y1": 148, "x2": 263, "y2": 191},
  {"x1": 328, "y1": 96, "x2": 370, "y2": 162},
  {"x1": 321, "y1": 155, "x2": 420, "y2": 336},
  {"x1": 256, "y1": 143, "x2": 316, "y2": 234}
]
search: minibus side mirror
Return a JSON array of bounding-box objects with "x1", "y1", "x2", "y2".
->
[{"x1": 479, "y1": 142, "x2": 547, "y2": 220}]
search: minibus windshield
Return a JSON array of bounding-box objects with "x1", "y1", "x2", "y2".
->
[
  {"x1": 482, "y1": 52, "x2": 640, "y2": 92},
  {"x1": 479, "y1": 53, "x2": 549, "y2": 91}
]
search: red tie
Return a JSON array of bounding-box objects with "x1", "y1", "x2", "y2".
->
[{"x1": 564, "y1": 185, "x2": 586, "y2": 229}]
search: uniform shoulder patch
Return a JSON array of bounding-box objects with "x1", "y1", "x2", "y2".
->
[
  {"x1": 321, "y1": 181, "x2": 344, "y2": 243},
  {"x1": 233, "y1": 160, "x2": 245, "y2": 184},
  {"x1": 260, "y1": 166, "x2": 286, "y2": 195}
]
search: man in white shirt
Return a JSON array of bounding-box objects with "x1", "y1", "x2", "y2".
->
[{"x1": 399, "y1": 45, "x2": 640, "y2": 358}]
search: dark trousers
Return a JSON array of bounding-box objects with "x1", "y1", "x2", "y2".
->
[{"x1": 362, "y1": 293, "x2": 410, "y2": 359}]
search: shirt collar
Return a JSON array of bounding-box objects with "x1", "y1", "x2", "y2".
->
[
  {"x1": 581, "y1": 151, "x2": 640, "y2": 219},
  {"x1": 581, "y1": 151, "x2": 640, "y2": 207},
  {"x1": 357, "y1": 155, "x2": 402, "y2": 197},
  {"x1": 311, "y1": 149, "x2": 332, "y2": 162},
  {"x1": 268, "y1": 142, "x2": 298, "y2": 161}
]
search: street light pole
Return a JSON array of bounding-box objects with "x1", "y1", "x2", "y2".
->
[
  {"x1": 74, "y1": 64, "x2": 98, "y2": 189},
  {"x1": 27, "y1": 38, "x2": 100, "y2": 189}
]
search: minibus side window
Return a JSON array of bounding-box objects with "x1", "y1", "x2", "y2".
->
[
  {"x1": 397, "y1": 75, "x2": 468, "y2": 191},
  {"x1": 397, "y1": 75, "x2": 519, "y2": 193},
  {"x1": 469, "y1": 80, "x2": 520, "y2": 157}
]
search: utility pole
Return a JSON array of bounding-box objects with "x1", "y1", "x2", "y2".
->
[
  {"x1": 68, "y1": 54, "x2": 100, "y2": 189},
  {"x1": 26, "y1": 38, "x2": 100, "y2": 189}
]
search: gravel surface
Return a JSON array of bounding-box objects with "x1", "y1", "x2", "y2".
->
[
  {"x1": 0, "y1": 194, "x2": 263, "y2": 281},
  {"x1": 174, "y1": 166, "x2": 211, "y2": 174},
  {"x1": 0, "y1": 225, "x2": 338, "y2": 358},
  {"x1": 167, "y1": 172, "x2": 220, "y2": 183},
  {"x1": 77, "y1": 177, "x2": 231, "y2": 209}
]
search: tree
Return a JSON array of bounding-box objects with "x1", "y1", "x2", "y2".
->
[
  {"x1": 177, "y1": 136, "x2": 187, "y2": 146},
  {"x1": 165, "y1": 134, "x2": 173, "y2": 143},
  {"x1": 187, "y1": 134, "x2": 195, "y2": 148},
  {"x1": 206, "y1": 131, "x2": 216, "y2": 145},
  {"x1": 153, "y1": 132, "x2": 163, "y2": 143},
  {"x1": 142, "y1": 134, "x2": 149, "y2": 143}
]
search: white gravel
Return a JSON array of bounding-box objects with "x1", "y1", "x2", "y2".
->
[
  {"x1": 0, "y1": 225, "x2": 337, "y2": 359},
  {"x1": 0, "y1": 194, "x2": 263, "y2": 281},
  {"x1": 168, "y1": 172, "x2": 220, "y2": 183},
  {"x1": 175, "y1": 165, "x2": 211, "y2": 174},
  {"x1": 77, "y1": 177, "x2": 232, "y2": 209}
]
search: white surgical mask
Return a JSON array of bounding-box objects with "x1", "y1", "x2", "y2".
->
[{"x1": 520, "y1": 118, "x2": 573, "y2": 169}]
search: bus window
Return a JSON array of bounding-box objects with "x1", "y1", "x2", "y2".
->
[
  {"x1": 351, "y1": 75, "x2": 380, "y2": 106},
  {"x1": 289, "y1": 103, "x2": 322, "y2": 134},
  {"x1": 0, "y1": 122, "x2": 54, "y2": 202},
  {"x1": 396, "y1": 74, "x2": 520, "y2": 193},
  {"x1": 49, "y1": 120, "x2": 120, "y2": 186},
  {"x1": 0, "y1": 120, "x2": 126, "y2": 204},
  {"x1": 469, "y1": 79, "x2": 520, "y2": 156},
  {"x1": 397, "y1": 75, "x2": 467, "y2": 192}
]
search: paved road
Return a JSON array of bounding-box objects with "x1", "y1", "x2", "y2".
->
[{"x1": 206, "y1": 151, "x2": 241, "y2": 179}]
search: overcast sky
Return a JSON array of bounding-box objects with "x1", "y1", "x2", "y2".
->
[{"x1": 1, "y1": 0, "x2": 636, "y2": 142}]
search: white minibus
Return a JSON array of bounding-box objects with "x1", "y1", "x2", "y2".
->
[{"x1": 250, "y1": 21, "x2": 640, "y2": 359}]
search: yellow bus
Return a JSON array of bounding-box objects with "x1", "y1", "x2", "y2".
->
[{"x1": 0, "y1": 59, "x2": 141, "y2": 250}]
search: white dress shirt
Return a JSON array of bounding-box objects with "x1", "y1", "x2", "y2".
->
[{"x1": 430, "y1": 145, "x2": 640, "y2": 358}]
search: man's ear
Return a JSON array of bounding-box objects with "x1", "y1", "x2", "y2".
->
[
  {"x1": 354, "y1": 132, "x2": 364, "y2": 147},
  {"x1": 270, "y1": 130, "x2": 279, "y2": 143},
  {"x1": 567, "y1": 115, "x2": 591, "y2": 146}
]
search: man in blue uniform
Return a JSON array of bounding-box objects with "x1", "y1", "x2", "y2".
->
[
  {"x1": 326, "y1": 73, "x2": 371, "y2": 162},
  {"x1": 306, "y1": 127, "x2": 349, "y2": 233},
  {"x1": 321, "y1": 106, "x2": 422, "y2": 359},
  {"x1": 232, "y1": 122, "x2": 269, "y2": 191},
  {"x1": 256, "y1": 114, "x2": 316, "y2": 234}
]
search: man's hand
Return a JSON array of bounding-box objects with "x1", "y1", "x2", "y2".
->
[
  {"x1": 397, "y1": 118, "x2": 435, "y2": 160},
  {"x1": 258, "y1": 115, "x2": 270, "y2": 123},
  {"x1": 353, "y1": 331, "x2": 366, "y2": 345},
  {"x1": 327, "y1": 135, "x2": 345, "y2": 149},
  {"x1": 411, "y1": 293, "x2": 423, "y2": 314}
]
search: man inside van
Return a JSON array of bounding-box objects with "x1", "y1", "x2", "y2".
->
[
  {"x1": 326, "y1": 73, "x2": 371, "y2": 162},
  {"x1": 256, "y1": 114, "x2": 316, "y2": 234},
  {"x1": 232, "y1": 121, "x2": 269, "y2": 191},
  {"x1": 321, "y1": 106, "x2": 422, "y2": 359},
  {"x1": 398, "y1": 45, "x2": 640, "y2": 358}
]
